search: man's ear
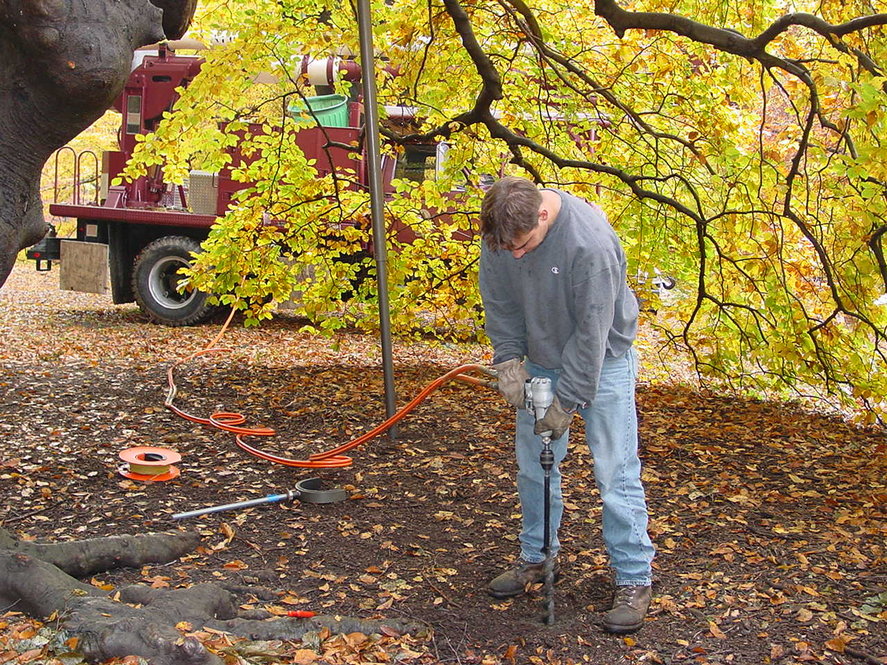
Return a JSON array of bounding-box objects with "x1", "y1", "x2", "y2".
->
[{"x1": 538, "y1": 203, "x2": 554, "y2": 229}]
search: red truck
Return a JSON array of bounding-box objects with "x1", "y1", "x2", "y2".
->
[{"x1": 28, "y1": 44, "x2": 453, "y2": 325}]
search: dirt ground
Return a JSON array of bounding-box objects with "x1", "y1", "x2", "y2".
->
[{"x1": 1, "y1": 265, "x2": 885, "y2": 665}]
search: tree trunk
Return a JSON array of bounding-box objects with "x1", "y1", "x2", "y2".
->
[
  {"x1": 0, "y1": 528, "x2": 426, "y2": 665},
  {"x1": 0, "y1": 0, "x2": 197, "y2": 288}
]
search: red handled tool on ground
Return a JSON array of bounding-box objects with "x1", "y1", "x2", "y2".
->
[{"x1": 526, "y1": 376, "x2": 556, "y2": 625}]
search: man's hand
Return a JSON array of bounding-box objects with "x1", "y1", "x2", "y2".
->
[
  {"x1": 534, "y1": 396, "x2": 574, "y2": 439},
  {"x1": 492, "y1": 358, "x2": 530, "y2": 409}
]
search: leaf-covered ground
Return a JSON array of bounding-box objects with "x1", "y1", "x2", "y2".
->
[{"x1": 0, "y1": 265, "x2": 884, "y2": 665}]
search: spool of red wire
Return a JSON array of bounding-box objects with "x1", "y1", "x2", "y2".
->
[{"x1": 118, "y1": 446, "x2": 181, "y2": 482}]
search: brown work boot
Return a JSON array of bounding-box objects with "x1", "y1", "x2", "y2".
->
[
  {"x1": 603, "y1": 585, "x2": 652, "y2": 634},
  {"x1": 487, "y1": 558, "x2": 559, "y2": 599}
]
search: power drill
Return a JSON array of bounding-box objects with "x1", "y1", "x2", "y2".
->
[
  {"x1": 525, "y1": 377, "x2": 553, "y2": 428},
  {"x1": 525, "y1": 376, "x2": 554, "y2": 465},
  {"x1": 525, "y1": 376, "x2": 556, "y2": 624}
]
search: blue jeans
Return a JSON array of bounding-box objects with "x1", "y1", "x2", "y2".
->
[{"x1": 514, "y1": 348, "x2": 654, "y2": 586}]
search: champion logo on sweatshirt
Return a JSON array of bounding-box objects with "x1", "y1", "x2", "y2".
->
[{"x1": 551, "y1": 266, "x2": 560, "y2": 274}]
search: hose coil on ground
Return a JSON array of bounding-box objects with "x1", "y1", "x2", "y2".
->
[{"x1": 165, "y1": 345, "x2": 494, "y2": 468}]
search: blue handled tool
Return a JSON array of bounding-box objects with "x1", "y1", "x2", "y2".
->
[{"x1": 172, "y1": 477, "x2": 347, "y2": 519}]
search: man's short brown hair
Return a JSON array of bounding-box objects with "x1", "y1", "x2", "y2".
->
[{"x1": 480, "y1": 176, "x2": 542, "y2": 250}]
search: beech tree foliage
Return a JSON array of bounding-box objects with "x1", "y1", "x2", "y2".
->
[{"x1": 126, "y1": 0, "x2": 887, "y2": 421}]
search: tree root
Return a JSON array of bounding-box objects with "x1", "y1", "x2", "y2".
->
[
  {"x1": 0, "y1": 527, "x2": 200, "y2": 578},
  {"x1": 0, "y1": 528, "x2": 427, "y2": 664}
]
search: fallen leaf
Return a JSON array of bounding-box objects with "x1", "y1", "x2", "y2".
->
[
  {"x1": 292, "y1": 648, "x2": 319, "y2": 664},
  {"x1": 708, "y1": 622, "x2": 727, "y2": 639}
]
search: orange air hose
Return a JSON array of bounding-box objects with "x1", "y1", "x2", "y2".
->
[{"x1": 164, "y1": 308, "x2": 496, "y2": 468}]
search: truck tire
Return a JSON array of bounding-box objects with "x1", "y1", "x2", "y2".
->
[{"x1": 132, "y1": 236, "x2": 218, "y2": 326}]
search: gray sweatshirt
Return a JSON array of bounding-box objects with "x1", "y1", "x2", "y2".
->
[{"x1": 479, "y1": 189, "x2": 638, "y2": 409}]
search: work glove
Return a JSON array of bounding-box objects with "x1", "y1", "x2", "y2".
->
[
  {"x1": 534, "y1": 396, "x2": 574, "y2": 440},
  {"x1": 492, "y1": 358, "x2": 530, "y2": 409}
]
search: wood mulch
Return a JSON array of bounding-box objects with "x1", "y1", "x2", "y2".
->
[{"x1": 1, "y1": 264, "x2": 885, "y2": 665}]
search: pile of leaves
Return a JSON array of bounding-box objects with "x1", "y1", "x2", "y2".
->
[
  {"x1": 0, "y1": 266, "x2": 884, "y2": 665},
  {"x1": 0, "y1": 614, "x2": 430, "y2": 664}
]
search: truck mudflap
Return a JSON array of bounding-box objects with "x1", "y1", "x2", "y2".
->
[{"x1": 59, "y1": 240, "x2": 110, "y2": 295}]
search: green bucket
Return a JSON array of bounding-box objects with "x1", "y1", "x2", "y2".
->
[{"x1": 289, "y1": 94, "x2": 349, "y2": 127}]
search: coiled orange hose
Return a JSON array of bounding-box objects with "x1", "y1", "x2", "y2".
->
[{"x1": 165, "y1": 313, "x2": 495, "y2": 468}]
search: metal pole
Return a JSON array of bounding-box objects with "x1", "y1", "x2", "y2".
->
[
  {"x1": 355, "y1": 0, "x2": 398, "y2": 433},
  {"x1": 172, "y1": 491, "x2": 295, "y2": 520}
]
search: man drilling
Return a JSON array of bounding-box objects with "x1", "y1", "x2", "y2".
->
[{"x1": 479, "y1": 176, "x2": 655, "y2": 634}]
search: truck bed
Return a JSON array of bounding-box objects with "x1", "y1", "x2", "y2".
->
[{"x1": 49, "y1": 203, "x2": 217, "y2": 229}]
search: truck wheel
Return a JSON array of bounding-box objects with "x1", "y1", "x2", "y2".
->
[{"x1": 132, "y1": 236, "x2": 218, "y2": 326}]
